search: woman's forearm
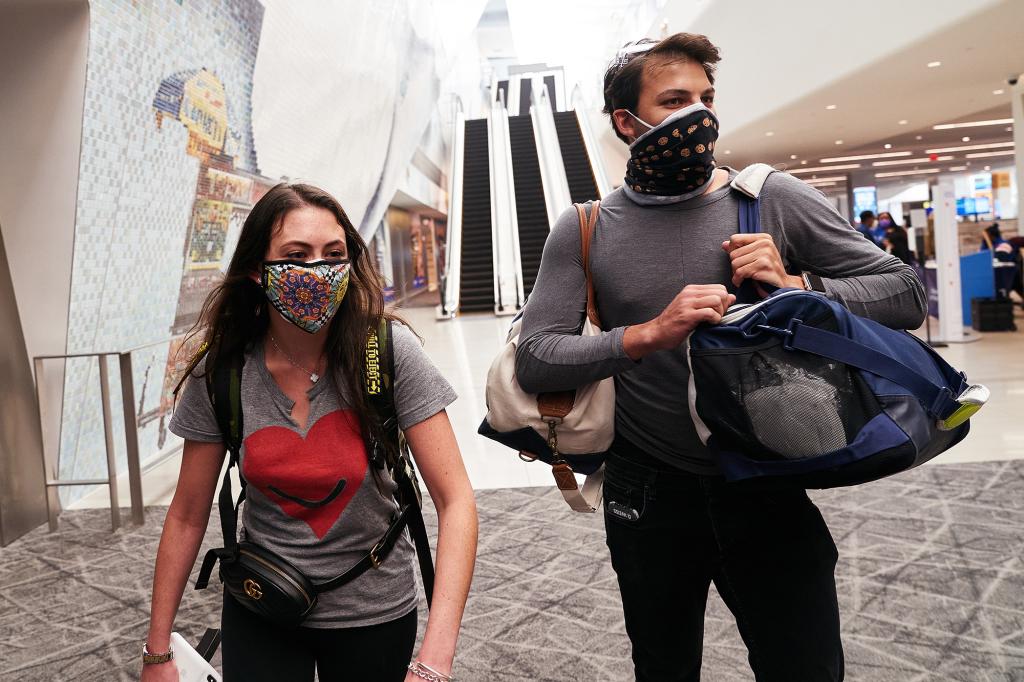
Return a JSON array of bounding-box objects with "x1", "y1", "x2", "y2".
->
[
  {"x1": 414, "y1": 492, "x2": 478, "y2": 674},
  {"x1": 145, "y1": 513, "x2": 211, "y2": 652}
]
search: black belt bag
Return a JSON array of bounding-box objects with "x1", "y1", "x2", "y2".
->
[
  {"x1": 215, "y1": 541, "x2": 317, "y2": 628},
  {"x1": 194, "y1": 454, "x2": 421, "y2": 629}
]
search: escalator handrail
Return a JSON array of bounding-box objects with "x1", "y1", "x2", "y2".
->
[
  {"x1": 439, "y1": 96, "x2": 465, "y2": 318},
  {"x1": 530, "y1": 82, "x2": 573, "y2": 231},
  {"x1": 570, "y1": 84, "x2": 613, "y2": 199},
  {"x1": 501, "y1": 103, "x2": 526, "y2": 311},
  {"x1": 488, "y1": 94, "x2": 525, "y2": 313}
]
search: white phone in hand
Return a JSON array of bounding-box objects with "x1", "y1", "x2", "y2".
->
[{"x1": 170, "y1": 632, "x2": 222, "y2": 682}]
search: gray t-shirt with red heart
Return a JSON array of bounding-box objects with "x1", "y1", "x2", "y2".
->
[{"x1": 169, "y1": 322, "x2": 457, "y2": 628}]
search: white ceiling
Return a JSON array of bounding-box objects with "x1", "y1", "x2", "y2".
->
[{"x1": 653, "y1": 0, "x2": 1024, "y2": 189}]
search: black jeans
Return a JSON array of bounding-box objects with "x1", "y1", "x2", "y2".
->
[
  {"x1": 220, "y1": 591, "x2": 417, "y2": 681},
  {"x1": 603, "y1": 446, "x2": 844, "y2": 682}
]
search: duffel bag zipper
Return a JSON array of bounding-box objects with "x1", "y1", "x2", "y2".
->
[{"x1": 238, "y1": 547, "x2": 313, "y2": 607}]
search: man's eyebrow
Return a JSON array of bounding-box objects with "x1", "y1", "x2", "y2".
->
[
  {"x1": 654, "y1": 87, "x2": 715, "y2": 99},
  {"x1": 656, "y1": 88, "x2": 692, "y2": 99}
]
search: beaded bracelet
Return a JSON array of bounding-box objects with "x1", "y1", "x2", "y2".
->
[{"x1": 407, "y1": 660, "x2": 454, "y2": 682}]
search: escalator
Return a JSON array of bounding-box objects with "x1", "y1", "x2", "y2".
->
[
  {"x1": 507, "y1": 115, "x2": 549, "y2": 299},
  {"x1": 458, "y1": 118, "x2": 495, "y2": 313},
  {"x1": 553, "y1": 111, "x2": 601, "y2": 204}
]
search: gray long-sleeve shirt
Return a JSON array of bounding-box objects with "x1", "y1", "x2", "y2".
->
[{"x1": 515, "y1": 168, "x2": 926, "y2": 474}]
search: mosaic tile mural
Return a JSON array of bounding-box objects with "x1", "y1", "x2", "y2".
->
[{"x1": 57, "y1": 0, "x2": 486, "y2": 505}]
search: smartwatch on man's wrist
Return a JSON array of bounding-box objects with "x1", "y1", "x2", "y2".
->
[{"x1": 801, "y1": 271, "x2": 826, "y2": 293}]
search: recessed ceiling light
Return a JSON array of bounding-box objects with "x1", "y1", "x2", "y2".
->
[
  {"x1": 820, "y1": 151, "x2": 911, "y2": 162},
  {"x1": 898, "y1": 120, "x2": 909, "y2": 125},
  {"x1": 915, "y1": 135, "x2": 923, "y2": 140},
  {"x1": 984, "y1": 166, "x2": 991, "y2": 171},
  {"x1": 884, "y1": 144, "x2": 892, "y2": 149},
  {"x1": 948, "y1": 166, "x2": 968, "y2": 171},
  {"x1": 962, "y1": 136, "x2": 971, "y2": 142},
  {"x1": 724, "y1": 149, "x2": 732, "y2": 154},
  {"x1": 801, "y1": 160, "x2": 807, "y2": 165},
  {"x1": 965, "y1": 150, "x2": 1015, "y2": 159},
  {"x1": 790, "y1": 164, "x2": 862, "y2": 174},
  {"x1": 927, "y1": 61, "x2": 942, "y2": 68},
  {"x1": 926, "y1": 141, "x2": 1014, "y2": 154},
  {"x1": 933, "y1": 118, "x2": 1013, "y2": 130},
  {"x1": 875, "y1": 168, "x2": 941, "y2": 178},
  {"x1": 993, "y1": 89, "x2": 1005, "y2": 95},
  {"x1": 1007, "y1": 127, "x2": 1013, "y2": 132},
  {"x1": 826, "y1": 104, "x2": 837, "y2": 110},
  {"x1": 790, "y1": 154, "x2": 798, "y2": 159},
  {"x1": 872, "y1": 156, "x2": 953, "y2": 167},
  {"x1": 765, "y1": 131, "x2": 774, "y2": 137},
  {"x1": 835, "y1": 140, "x2": 844, "y2": 145}
]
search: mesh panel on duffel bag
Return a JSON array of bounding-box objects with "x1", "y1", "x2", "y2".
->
[{"x1": 691, "y1": 321, "x2": 882, "y2": 461}]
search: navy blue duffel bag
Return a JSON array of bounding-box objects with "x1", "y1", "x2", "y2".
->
[{"x1": 685, "y1": 287, "x2": 987, "y2": 489}]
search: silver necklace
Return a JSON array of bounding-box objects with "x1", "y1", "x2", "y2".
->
[{"x1": 269, "y1": 334, "x2": 322, "y2": 383}]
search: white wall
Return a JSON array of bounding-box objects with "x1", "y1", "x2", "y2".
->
[
  {"x1": 0, "y1": 0, "x2": 90, "y2": 501},
  {"x1": 251, "y1": 0, "x2": 488, "y2": 239},
  {"x1": 0, "y1": 0, "x2": 88, "y2": 362}
]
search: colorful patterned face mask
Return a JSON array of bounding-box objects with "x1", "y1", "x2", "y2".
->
[
  {"x1": 262, "y1": 260, "x2": 351, "y2": 334},
  {"x1": 623, "y1": 102, "x2": 720, "y2": 205}
]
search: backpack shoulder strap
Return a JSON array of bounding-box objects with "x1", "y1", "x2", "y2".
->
[
  {"x1": 205, "y1": 349, "x2": 245, "y2": 547},
  {"x1": 194, "y1": 347, "x2": 245, "y2": 590},
  {"x1": 730, "y1": 163, "x2": 777, "y2": 200},
  {"x1": 365, "y1": 319, "x2": 436, "y2": 608}
]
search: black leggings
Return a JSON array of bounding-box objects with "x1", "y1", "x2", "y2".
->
[{"x1": 220, "y1": 591, "x2": 417, "y2": 681}]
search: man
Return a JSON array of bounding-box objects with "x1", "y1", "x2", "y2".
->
[
  {"x1": 515, "y1": 33, "x2": 925, "y2": 681},
  {"x1": 858, "y1": 209, "x2": 882, "y2": 245}
]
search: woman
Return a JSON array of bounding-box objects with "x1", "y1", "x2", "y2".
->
[
  {"x1": 878, "y1": 211, "x2": 915, "y2": 265},
  {"x1": 142, "y1": 183, "x2": 477, "y2": 681}
]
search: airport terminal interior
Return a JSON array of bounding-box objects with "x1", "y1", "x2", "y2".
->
[{"x1": 2, "y1": 0, "x2": 1024, "y2": 679}]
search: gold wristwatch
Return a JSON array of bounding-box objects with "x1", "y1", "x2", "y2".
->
[{"x1": 142, "y1": 643, "x2": 174, "y2": 665}]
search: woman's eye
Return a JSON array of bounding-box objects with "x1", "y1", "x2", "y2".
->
[
  {"x1": 329, "y1": 250, "x2": 345, "y2": 258},
  {"x1": 286, "y1": 251, "x2": 305, "y2": 259}
]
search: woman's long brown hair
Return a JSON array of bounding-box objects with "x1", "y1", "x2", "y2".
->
[{"x1": 182, "y1": 182, "x2": 403, "y2": 436}]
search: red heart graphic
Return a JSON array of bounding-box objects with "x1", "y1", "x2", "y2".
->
[{"x1": 243, "y1": 410, "x2": 367, "y2": 539}]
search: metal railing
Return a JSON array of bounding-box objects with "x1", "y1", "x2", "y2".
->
[
  {"x1": 571, "y1": 84, "x2": 613, "y2": 199},
  {"x1": 438, "y1": 96, "x2": 465, "y2": 319},
  {"x1": 488, "y1": 92, "x2": 522, "y2": 314},
  {"x1": 34, "y1": 336, "x2": 183, "y2": 532},
  {"x1": 531, "y1": 79, "x2": 574, "y2": 228}
]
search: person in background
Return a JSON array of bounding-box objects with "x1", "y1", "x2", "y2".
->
[
  {"x1": 878, "y1": 211, "x2": 915, "y2": 265},
  {"x1": 856, "y1": 210, "x2": 878, "y2": 244},
  {"x1": 981, "y1": 223, "x2": 1020, "y2": 299},
  {"x1": 1007, "y1": 235, "x2": 1024, "y2": 304}
]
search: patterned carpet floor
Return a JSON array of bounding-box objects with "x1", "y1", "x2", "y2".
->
[{"x1": 2, "y1": 459, "x2": 1023, "y2": 681}]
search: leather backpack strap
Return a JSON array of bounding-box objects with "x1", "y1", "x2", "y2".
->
[
  {"x1": 576, "y1": 201, "x2": 603, "y2": 329},
  {"x1": 538, "y1": 202, "x2": 602, "y2": 423}
]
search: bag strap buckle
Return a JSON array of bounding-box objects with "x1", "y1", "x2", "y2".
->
[{"x1": 369, "y1": 537, "x2": 386, "y2": 569}]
